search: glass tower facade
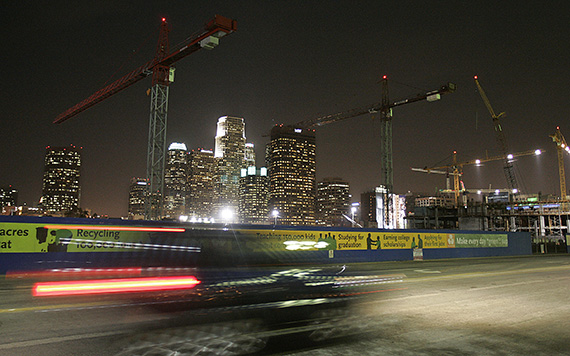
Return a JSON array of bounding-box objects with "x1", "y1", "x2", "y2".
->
[
  {"x1": 214, "y1": 116, "x2": 246, "y2": 219},
  {"x1": 188, "y1": 149, "x2": 216, "y2": 219},
  {"x1": 238, "y1": 166, "x2": 269, "y2": 224},
  {"x1": 268, "y1": 125, "x2": 316, "y2": 226},
  {"x1": 163, "y1": 142, "x2": 188, "y2": 219},
  {"x1": 128, "y1": 177, "x2": 148, "y2": 220},
  {"x1": 245, "y1": 142, "x2": 256, "y2": 167},
  {"x1": 317, "y1": 177, "x2": 351, "y2": 227}
]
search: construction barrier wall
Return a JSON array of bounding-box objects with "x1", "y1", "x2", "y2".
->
[{"x1": 0, "y1": 216, "x2": 532, "y2": 274}]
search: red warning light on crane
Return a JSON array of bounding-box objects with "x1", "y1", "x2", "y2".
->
[
  {"x1": 474, "y1": 75, "x2": 478, "y2": 80},
  {"x1": 383, "y1": 75, "x2": 387, "y2": 79}
]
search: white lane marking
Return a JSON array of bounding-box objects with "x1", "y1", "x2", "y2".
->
[
  {"x1": 414, "y1": 269, "x2": 442, "y2": 274},
  {"x1": 0, "y1": 330, "x2": 127, "y2": 350}
]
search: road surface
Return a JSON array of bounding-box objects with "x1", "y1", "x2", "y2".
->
[{"x1": 1, "y1": 255, "x2": 568, "y2": 355}]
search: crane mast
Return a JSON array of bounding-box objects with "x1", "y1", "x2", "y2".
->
[
  {"x1": 294, "y1": 77, "x2": 456, "y2": 228},
  {"x1": 53, "y1": 15, "x2": 237, "y2": 220},
  {"x1": 550, "y1": 127, "x2": 569, "y2": 200},
  {"x1": 379, "y1": 78, "x2": 393, "y2": 228},
  {"x1": 474, "y1": 76, "x2": 519, "y2": 195},
  {"x1": 146, "y1": 18, "x2": 172, "y2": 219}
]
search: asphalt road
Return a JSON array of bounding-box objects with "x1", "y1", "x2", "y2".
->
[{"x1": 1, "y1": 255, "x2": 569, "y2": 356}]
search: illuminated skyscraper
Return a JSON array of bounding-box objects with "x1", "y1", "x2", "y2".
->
[
  {"x1": 163, "y1": 142, "x2": 188, "y2": 219},
  {"x1": 188, "y1": 149, "x2": 216, "y2": 219},
  {"x1": 316, "y1": 177, "x2": 351, "y2": 227},
  {"x1": 214, "y1": 116, "x2": 246, "y2": 218},
  {"x1": 268, "y1": 125, "x2": 316, "y2": 226},
  {"x1": 128, "y1": 177, "x2": 147, "y2": 220},
  {"x1": 40, "y1": 145, "x2": 81, "y2": 216},
  {"x1": 238, "y1": 166, "x2": 269, "y2": 224}
]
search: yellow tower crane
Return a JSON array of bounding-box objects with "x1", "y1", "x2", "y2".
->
[
  {"x1": 474, "y1": 76, "x2": 520, "y2": 195},
  {"x1": 412, "y1": 149, "x2": 543, "y2": 207},
  {"x1": 550, "y1": 127, "x2": 569, "y2": 200}
]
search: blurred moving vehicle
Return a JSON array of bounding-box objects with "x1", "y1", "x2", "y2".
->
[
  {"x1": 28, "y1": 265, "x2": 403, "y2": 355},
  {"x1": 2, "y1": 216, "x2": 404, "y2": 355}
]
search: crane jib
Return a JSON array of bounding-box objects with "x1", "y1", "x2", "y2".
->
[{"x1": 53, "y1": 15, "x2": 237, "y2": 125}]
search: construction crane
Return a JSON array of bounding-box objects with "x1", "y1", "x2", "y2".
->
[
  {"x1": 412, "y1": 148, "x2": 543, "y2": 206},
  {"x1": 550, "y1": 127, "x2": 569, "y2": 200},
  {"x1": 294, "y1": 77, "x2": 456, "y2": 228},
  {"x1": 474, "y1": 76, "x2": 520, "y2": 196},
  {"x1": 53, "y1": 15, "x2": 237, "y2": 220}
]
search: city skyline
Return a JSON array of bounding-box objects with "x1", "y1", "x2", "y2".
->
[{"x1": 2, "y1": 2, "x2": 569, "y2": 217}]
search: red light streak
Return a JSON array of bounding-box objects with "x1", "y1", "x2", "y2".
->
[
  {"x1": 33, "y1": 276, "x2": 201, "y2": 297},
  {"x1": 43, "y1": 225, "x2": 185, "y2": 233},
  {"x1": 7, "y1": 267, "x2": 142, "y2": 279}
]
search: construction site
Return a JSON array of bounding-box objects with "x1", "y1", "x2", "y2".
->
[
  {"x1": 300, "y1": 75, "x2": 569, "y2": 249},
  {"x1": 406, "y1": 99, "x2": 569, "y2": 251}
]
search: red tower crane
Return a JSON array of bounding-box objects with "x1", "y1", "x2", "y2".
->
[{"x1": 53, "y1": 15, "x2": 237, "y2": 219}]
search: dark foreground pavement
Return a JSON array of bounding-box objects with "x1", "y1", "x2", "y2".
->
[{"x1": 1, "y1": 255, "x2": 568, "y2": 355}]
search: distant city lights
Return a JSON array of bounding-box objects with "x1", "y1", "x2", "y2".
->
[
  {"x1": 221, "y1": 208, "x2": 234, "y2": 222},
  {"x1": 179, "y1": 215, "x2": 215, "y2": 224}
]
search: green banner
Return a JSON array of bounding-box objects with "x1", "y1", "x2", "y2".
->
[{"x1": 454, "y1": 234, "x2": 508, "y2": 248}]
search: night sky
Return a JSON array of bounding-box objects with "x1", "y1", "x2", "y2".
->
[{"x1": 2, "y1": 1, "x2": 569, "y2": 217}]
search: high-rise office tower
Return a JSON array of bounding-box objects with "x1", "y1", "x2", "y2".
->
[
  {"x1": 214, "y1": 116, "x2": 246, "y2": 219},
  {"x1": 40, "y1": 145, "x2": 81, "y2": 216},
  {"x1": 187, "y1": 149, "x2": 216, "y2": 219},
  {"x1": 163, "y1": 142, "x2": 188, "y2": 219},
  {"x1": 128, "y1": 178, "x2": 148, "y2": 220},
  {"x1": 268, "y1": 125, "x2": 316, "y2": 226},
  {"x1": 244, "y1": 142, "x2": 256, "y2": 167},
  {"x1": 316, "y1": 177, "x2": 351, "y2": 227},
  {"x1": 238, "y1": 166, "x2": 269, "y2": 224},
  {"x1": 360, "y1": 190, "x2": 377, "y2": 228}
]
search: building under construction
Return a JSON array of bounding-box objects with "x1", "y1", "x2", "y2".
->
[{"x1": 406, "y1": 191, "x2": 569, "y2": 254}]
